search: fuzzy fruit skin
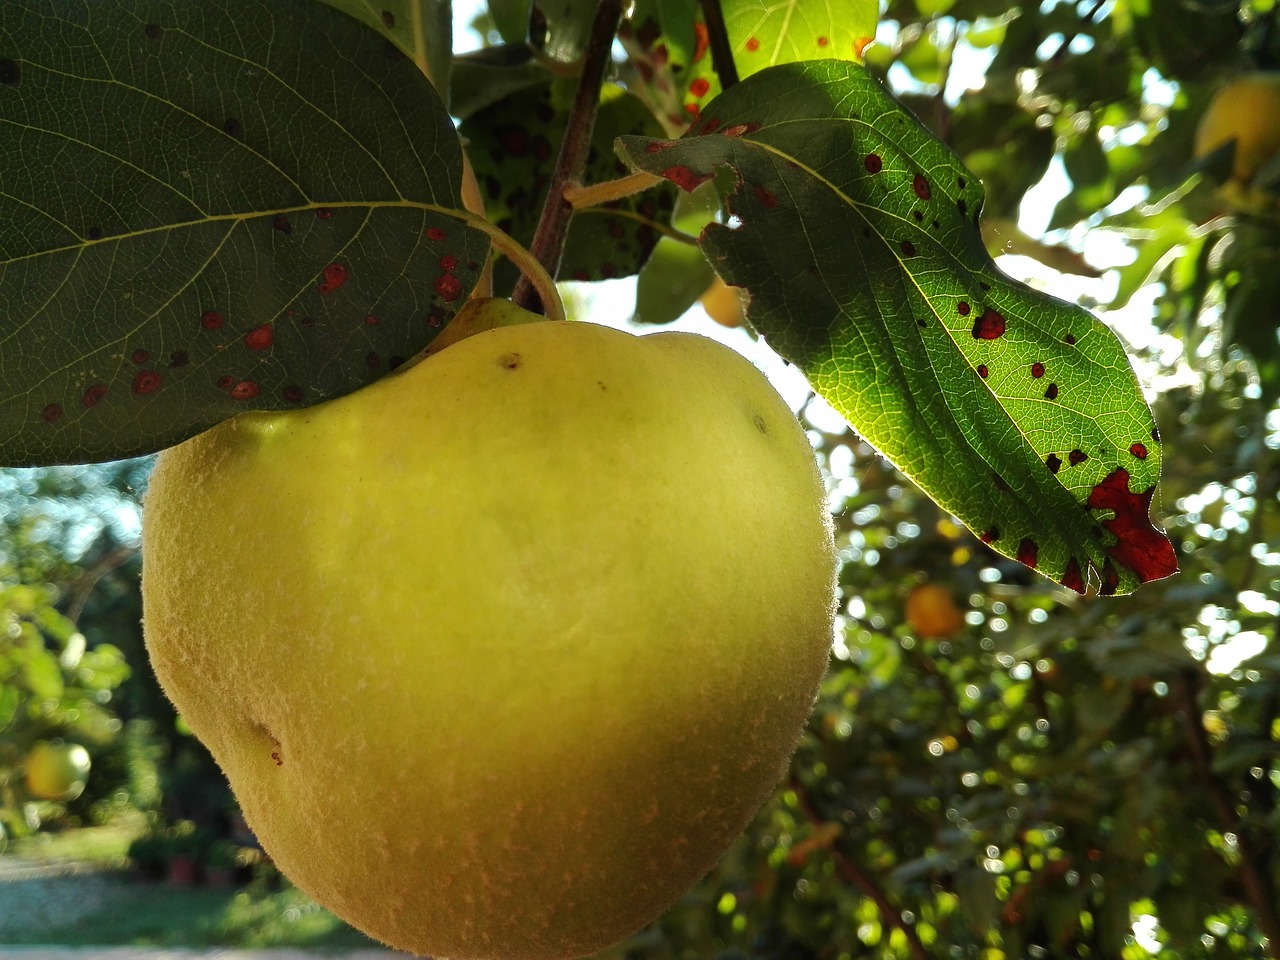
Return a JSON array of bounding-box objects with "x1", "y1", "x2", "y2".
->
[
  {"x1": 142, "y1": 319, "x2": 836, "y2": 960},
  {"x1": 1195, "y1": 73, "x2": 1280, "y2": 185},
  {"x1": 25, "y1": 741, "x2": 91, "y2": 802}
]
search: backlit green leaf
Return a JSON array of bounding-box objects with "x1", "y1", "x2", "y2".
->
[
  {"x1": 619, "y1": 60, "x2": 1177, "y2": 595},
  {"x1": 316, "y1": 0, "x2": 453, "y2": 106},
  {"x1": 0, "y1": 0, "x2": 486, "y2": 467}
]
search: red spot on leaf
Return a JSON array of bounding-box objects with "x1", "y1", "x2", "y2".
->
[
  {"x1": 82, "y1": 384, "x2": 107, "y2": 408},
  {"x1": 316, "y1": 208, "x2": 333, "y2": 220},
  {"x1": 693, "y1": 21, "x2": 709, "y2": 62},
  {"x1": 425, "y1": 227, "x2": 447, "y2": 242},
  {"x1": 900, "y1": 240, "x2": 916, "y2": 257},
  {"x1": 817, "y1": 35, "x2": 829, "y2": 47},
  {"x1": 132, "y1": 371, "x2": 162, "y2": 395},
  {"x1": 957, "y1": 301, "x2": 970, "y2": 316},
  {"x1": 1064, "y1": 333, "x2": 1077, "y2": 345},
  {"x1": 1062, "y1": 557, "x2": 1085, "y2": 594},
  {"x1": 972, "y1": 308, "x2": 1005, "y2": 340},
  {"x1": 977, "y1": 364, "x2": 988, "y2": 378},
  {"x1": 41, "y1": 403, "x2": 62, "y2": 423},
  {"x1": 1129, "y1": 442, "x2": 1148, "y2": 460},
  {"x1": 230, "y1": 380, "x2": 260, "y2": 400},
  {"x1": 439, "y1": 254, "x2": 458, "y2": 271},
  {"x1": 854, "y1": 37, "x2": 873, "y2": 58},
  {"x1": 661, "y1": 165, "x2": 710, "y2": 191},
  {"x1": 131, "y1": 349, "x2": 149, "y2": 365},
  {"x1": 1031, "y1": 362, "x2": 1045, "y2": 378},
  {"x1": 980, "y1": 526, "x2": 1000, "y2": 543},
  {"x1": 699, "y1": 117, "x2": 722, "y2": 134},
  {"x1": 216, "y1": 374, "x2": 235, "y2": 390},
  {"x1": 644, "y1": 140, "x2": 675, "y2": 153},
  {"x1": 201, "y1": 310, "x2": 224, "y2": 330},
  {"x1": 498, "y1": 125, "x2": 529, "y2": 157},
  {"x1": 753, "y1": 183, "x2": 778, "y2": 208},
  {"x1": 1087, "y1": 467, "x2": 1178, "y2": 584},
  {"x1": 865, "y1": 153, "x2": 882, "y2": 174},
  {"x1": 243, "y1": 323, "x2": 274, "y2": 351},
  {"x1": 1017, "y1": 538, "x2": 1038, "y2": 569},
  {"x1": 1069, "y1": 449, "x2": 1088, "y2": 466},
  {"x1": 689, "y1": 77, "x2": 711, "y2": 98},
  {"x1": 1046, "y1": 454, "x2": 1062, "y2": 473},
  {"x1": 912, "y1": 174, "x2": 931, "y2": 200},
  {"x1": 1044, "y1": 383, "x2": 1059, "y2": 400},
  {"x1": 283, "y1": 385, "x2": 304, "y2": 403},
  {"x1": 721, "y1": 122, "x2": 760, "y2": 138},
  {"x1": 272, "y1": 214, "x2": 292, "y2": 234},
  {"x1": 745, "y1": 37, "x2": 760, "y2": 52},
  {"x1": 318, "y1": 263, "x2": 348, "y2": 295},
  {"x1": 435, "y1": 274, "x2": 463, "y2": 301},
  {"x1": 1100, "y1": 560, "x2": 1120, "y2": 596}
]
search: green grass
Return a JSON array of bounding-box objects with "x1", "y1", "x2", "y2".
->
[
  {"x1": 8, "y1": 817, "x2": 144, "y2": 866},
  {"x1": 0, "y1": 879, "x2": 379, "y2": 950}
]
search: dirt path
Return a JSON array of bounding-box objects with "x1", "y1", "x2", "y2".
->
[{"x1": 0, "y1": 861, "x2": 120, "y2": 941}]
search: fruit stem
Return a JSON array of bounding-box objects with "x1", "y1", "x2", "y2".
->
[
  {"x1": 512, "y1": 0, "x2": 627, "y2": 314},
  {"x1": 445, "y1": 209, "x2": 566, "y2": 322},
  {"x1": 698, "y1": 0, "x2": 739, "y2": 90},
  {"x1": 563, "y1": 172, "x2": 664, "y2": 208}
]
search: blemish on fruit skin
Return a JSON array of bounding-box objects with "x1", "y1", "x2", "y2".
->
[
  {"x1": 83, "y1": 384, "x2": 107, "y2": 408},
  {"x1": 231, "y1": 380, "x2": 261, "y2": 400},
  {"x1": 201, "y1": 310, "x2": 224, "y2": 330},
  {"x1": 1087, "y1": 467, "x2": 1178, "y2": 584},
  {"x1": 980, "y1": 526, "x2": 1000, "y2": 543},
  {"x1": 971, "y1": 308, "x2": 1005, "y2": 340},
  {"x1": 41, "y1": 403, "x2": 62, "y2": 423},
  {"x1": 1062, "y1": 557, "x2": 1085, "y2": 595},
  {"x1": 1129, "y1": 442, "x2": 1148, "y2": 460},
  {"x1": 865, "y1": 154, "x2": 883, "y2": 174},
  {"x1": 434, "y1": 274, "x2": 462, "y2": 301},
  {"x1": 660, "y1": 165, "x2": 710, "y2": 192},
  {"x1": 132, "y1": 371, "x2": 162, "y2": 395},
  {"x1": 425, "y1": 227, "x2": 447, "y2": 242},
  {"x1": 1046, "y1": 454, "x2": 1062, "y2": 474},
  {"x1": 1044, "y1": 383, "x2": 1059, "y2": 400},
  {"x1": 243, "y1": 324, "x2": 274, "y2": 351},
  {"x1": 913, "y1": 174, "x2": 931, "y2": 200},
  {"x1": 318, "y1": 263, "x2": 348, "y2": 295},
  {"x1": 498, "y1": 353, "x2": 521, "y2": 371},
  {"x1": 1017, "y1": 538, "x2": 1038, "y2": 569}
]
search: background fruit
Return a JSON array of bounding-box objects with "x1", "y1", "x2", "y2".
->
[
  {"x1": 142, "y1": 316, "x2": 836, "y2": 960},
  {"x1": 24, "y1": 741, "x2": 91, "y2": 802},
  {"x1": 904, "y1": 583, "x2": 964, "y2": 638},
  {"x1": 698, "y1": 276, "x2": 745, "y2": 328},
  {"x1": 1194, "y1": 72, "x2": 1280, "y2": 186}
]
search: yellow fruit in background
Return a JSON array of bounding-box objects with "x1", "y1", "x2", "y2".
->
[
  {"x1": 905, "y1": 583, "x2": 965, "y2": 638},
  {"x1": 1194, "y1": 72, "x2": 1280, "y2": 186},
  {"x1": 699, "y1": 276, "x2": 745, "y2": 328},
  {"x1": 24, "y1": 741, "x2": 91, "y2": 802},
  {"x1": 142, "y1": 311, "x2": 837, "y2": 960}
]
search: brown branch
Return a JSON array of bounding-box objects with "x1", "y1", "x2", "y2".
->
[
  {"x1": 511, "y1": 0, "x2": 625, "y2": 314},
  {"x1": 1175, "y1": 670, "x2": 1280, "y2": 957},
  {"x1": 64, "y1": 544, "x2": 138, "y2": 624},
  {"x1": 790, "y1": 775, "x2": 930, "y2": 960},
  {"x1": 698, "y1": 0, "x2": 738, "y2": 89}
]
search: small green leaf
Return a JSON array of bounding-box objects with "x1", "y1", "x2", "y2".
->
[
  {"x1": 633, "y1": 181, "x2": 719, "y2": 325},
  {"x1": 0, "y1": 0, "x2": 487, "y2": 467},
  {"x1": 619, "y1": 61, "x2": 1177, "y2": 595}
]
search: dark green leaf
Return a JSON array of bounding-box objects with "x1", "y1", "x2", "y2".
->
[
  {"x1": 0, "y1": 0, "x2": 487, "y2": 467},
  {"x1": 463, "y1": 82, "x2": 674, "y2": 289},
  {"x1": 530, "y1": 0, "x2": 596, "y2": 64},
  {"x1": 489, "y1": 0, "x2": 533, "y2": 46},
  {"x1": 618, "y1": 61, "x2": 1177, "y2": 595},
  {"x1": 316, "y1": 0, "x2": 453, "y2": 106}
]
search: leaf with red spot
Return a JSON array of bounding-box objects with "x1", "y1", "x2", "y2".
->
[
  {"x1": 618, "y1": 60, "x2": 1176, "y2": 595},
  {"x1": 461, "y1": 82, "x2": 676, "y2": 291},
  {"x1": 679, "y1": 0, "x2": 878, "y2": 122},
  {"x1": 0, "y1": 0, "x2": 487, "y2": 467}
]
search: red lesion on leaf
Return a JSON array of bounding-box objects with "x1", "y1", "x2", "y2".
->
[
  {"x1": 689, "y1": 77, "x2": 711, "y2": 98},
  {"x1": 817, "y1": 36, "x2": 829, "y2": 47},
  {"x1": 83, "y1": 384, "x2": 107, "y2": 408},
  {"x1": 131, "y1": 349, "x2": 149, "y2": 365},
  {"x1": 1087, "y1": 467, "x2": 1178, "y2": 584},
  {"x1": 864, "y1": 154, "x2": 883, "y2": 174},
  {"x1": 318, "y1": 263, "x2": 348, "y2": 295},
  {"x1": 243, "y1": 324, "x2": 274, "y2": 351},
  {"x1": 980, "y1": 526, "x2": 1000, "y2": 543},
  {"x1": 745, "y1": 37, "x2": 760, "y2": 52},
  {"x1": 854, "y1": 37, "x2": 874, "y2": 58},
  {"x1": 1062, "y1": 557, "x2": 1085, "y2": 594},
  {"x1": 132, "y1": 371, "x2": 162, "y2": 395},
  {"x1": 435, "y1": 274, "x2": 463, "y2": 301},
  {"x1": 753, "y1": 183, "x2": 779, "y2": 209},
  {"x1": 693, "y1": 21, "x2": 709, "y2": 62},
  {"x1": 41, "y1": 403, "x2": 63, "y2": 423},
  {"x1": 440, "y1": 254, "x2": 458, "y2": 271},
  {"x1": 425, "y1": 227, "x2": 447, "y2": 242},
  {"x1": 972, "y1": 308, "x2": 1006, "y2": 340},
  {"x1": 721, "y1": 122, "x2": 761, "y2": 138},
  {"x1": 1069, "y1": 449, "x2": 1088, "y2": 466},
  {"x1": 201, "y1": 310, "x2": 224, "y2": 330},
  {"x1": 1129, "y1": 442, "x2": 1148, "y2": 460},
  {"x1": 231, "y1": 380, "x2": 261, "y2": 400},
  {"x1": 912, "y1": 174, "x2": 931, "y2": 200},
  {"x1": 660, "y1": 165, "x2": 711, "y2": 192},
  {"x1": 1017, "y1": 538, "x2": 1038, "y2": 569}
]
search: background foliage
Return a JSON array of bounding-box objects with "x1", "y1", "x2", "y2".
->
[{"x1": 2, "y1": 0, "x2": 1280, "y2": 958}]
